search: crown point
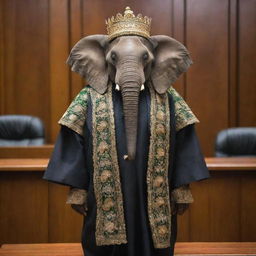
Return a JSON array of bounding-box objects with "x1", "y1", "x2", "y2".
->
[{"x1": 124, "y1": 6, "x2": 134, "y2": 16}]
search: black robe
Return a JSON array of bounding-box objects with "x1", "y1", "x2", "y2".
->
[{"x1": 43, "y1": 85, "x2": 209, "y2": 256}]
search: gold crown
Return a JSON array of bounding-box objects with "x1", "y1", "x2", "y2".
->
[{"x1": 105, "y1": 7, "x2": 152, "y2": 40}]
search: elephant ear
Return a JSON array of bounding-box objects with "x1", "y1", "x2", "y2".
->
[
  {"x1": 150, "y1": 35, "x2": 192, "y2": 94},
  {"x1": 67, "y1": 34, "x2": 109, "y2": 94}
]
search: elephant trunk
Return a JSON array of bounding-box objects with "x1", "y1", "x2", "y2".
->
[
  {"x1": 116, "y1": 59, "x2": 145, "y2": 160},
  {"x1": 120, "y1": 81, "x2": 141, "y2": 160}
]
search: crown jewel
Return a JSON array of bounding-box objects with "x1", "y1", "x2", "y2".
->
[{"x1": 105, "y1": 7, "x2": 152, "y2": 40}]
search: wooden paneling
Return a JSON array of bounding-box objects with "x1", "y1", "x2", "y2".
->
[
  {"x1": 69, "y1": 0, "x2": 84, "y2": 99},
  {"x1": 241, "y1": 173, "x2": 256, "y2": 241},
  {"x1": 0, "y1": 0, "x2": 256, "y2": 155},
  {"x1": 177, "y1": 169, "x2": 256, "y2": 243},
  {"x1": 229, "y1": 0, "x2": 239, "y2": 127},
  {"x1": 1, "y1": 158, "x2": 256, "y2": 244},
  {"x1": 0, "y1": 1, "x2": 4, "y2": 115},
  {"x1": 1, "y1": 0, "x2": 51, "y2": 140},
  {"x1": 172, "y1": 0, "x2": 186, "y2": 97},
  {"x1": 48, "y1": 184, "x2": 83, "y2": 242},
  {"x1": 49, "y1": 0, "x2": 70, "y2": 141},
  {"x1": 186, "y1": 0, "x2": 229, "y2": 156},
  {"x1": 0, "y1": 172, "x2": 48, "y2": 244},
  {"x1": 81, "y1": 0, "x2": 173, "y2": 35},
  {"x1": 238, "y1": 0, "x2": 256, "y2": 127}
]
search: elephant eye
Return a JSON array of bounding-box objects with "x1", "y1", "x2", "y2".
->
[
  {"x1": 143, "y1": 52, "x2": 149, "y2": 61},
  {"x1": 111, "y1": 52, "x2": 117, "y2": 62}
]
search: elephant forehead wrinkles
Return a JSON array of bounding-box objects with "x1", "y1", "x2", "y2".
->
[
  {"x1": 119, "y1": 57, "x2": 141, "y2": 65},
  {"x1": 113, "y1": 37, "x2": 149, "y2": 55}
]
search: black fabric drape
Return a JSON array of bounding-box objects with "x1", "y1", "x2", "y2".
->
[
  {"x1": 43, "y1": 125, "x2": 89, "y2": 189},
  {"x1": 171, "y1": 125, "x2": 210, "y2": 188},
  {"x1": 43, "y1": 85, "x2": 209, "y2": 256}
]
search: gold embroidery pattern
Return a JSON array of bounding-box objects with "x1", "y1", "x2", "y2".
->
[
  {"x1": 167, "y1": 87, "x2": 199, "y2": 131},
  {"x1": 147, "y1": 84, "x2": 172, "y2": 248},
  {"x1": 91, "y1": 85, "x2": 127, "y2": 246},
  {"x1": 58, "y1": 87, "x2": 90, "y2": 136},
  {"x1": 171, "y1": 186, "x2": 194, "y2": 204},
  {"x1": 66, "y1": 188, "x2": 88, "y2": 205}
]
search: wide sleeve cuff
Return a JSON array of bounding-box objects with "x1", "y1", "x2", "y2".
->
[
  {"x1": 66, "y1": 188, "x2": 88, "y2": 205},
  {"x1": 171, "y1": 185, "x2": 194, "y2": 204}
]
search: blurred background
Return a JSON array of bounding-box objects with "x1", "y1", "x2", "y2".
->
[{"x1": 0, "y1": 0, "x2": 256, "y2": 248}]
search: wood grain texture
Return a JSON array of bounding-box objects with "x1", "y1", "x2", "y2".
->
[
  {"x1": 49, "y1": 0, "x2": 70, "y2": 142},
  {"x1": 228, "y1": 0, "x2": 238, "y2": 127},
  {"x1": 70, "y1": 0, "x2": 84, "y2": 99},
  {"x1": 0, "y1": 159, "x2": 49, "y2": 171},
  {"x1": 0, "y1": 146, "x2": 53, "y2": 159},
  {"x1": 185, "y1": 0, "x2": 229, "y2": 156},
  {"x1": 241, "y1": 173, "x2": 256, "y2": 241},
  {"x1": 0, "y1": 157, "x2": 256, "y2": 171},
  {"x1": 172, "y1": 0, "x2": 186, "y2": 97},
  {"x1": 238, "y1": 0, "x2": 256, "y2": 127},
  {"x1": 0, "y1": 0, "x2": 4, "y2": 115},
  {"x1": 0, "y1": 158, "x2": 256, "y2": 244},
  {"x1": 48, "y1": 184, "x2": 83, "y2": 242},
  {"x1": 189, "y1": 179, "x2": 211, "y2": 241},
  {"x1": 1, "y1": 242, "x2": 256, "y2": 255},
  {"x1": 0, "y1": 0, "x2": 256, "y2": 154},
  {"x1": 1, "y1": 0, "x2": 51, "y2": 140},
  {"x1": 206, "y1": 157, "x2": 256, "y2": 170},
  {"x1": 0, "y1": 172, "x2": 48, "y2": 244}
]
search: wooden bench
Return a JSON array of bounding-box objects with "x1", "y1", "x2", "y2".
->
[{"x1": 1, "y1": 242, "x2": 256, "y2": 255}]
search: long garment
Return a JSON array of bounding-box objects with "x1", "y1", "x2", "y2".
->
[{"x1": 43, "y1": 84, "x2": 209, "y2": 256}]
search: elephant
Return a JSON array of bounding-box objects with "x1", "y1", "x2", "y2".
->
[{"x1": 67, "y1": 34, "x2": 192, "y2": 160}]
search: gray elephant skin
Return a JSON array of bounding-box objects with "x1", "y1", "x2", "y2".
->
[{"x1": 67, "y1": 34, "x2": 192, "y2": 160}]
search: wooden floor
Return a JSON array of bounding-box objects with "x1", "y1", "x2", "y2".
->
[{"x1": 0, "y1": 242, "x2": 256, "y2": 255}]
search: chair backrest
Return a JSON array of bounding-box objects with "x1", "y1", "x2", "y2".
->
[
  {"x1": 0, "y1": 115, "x2": 45, "y2": 146},
  {"x1": 215, "y1": 127, "x2": 256, "y2": 157}
]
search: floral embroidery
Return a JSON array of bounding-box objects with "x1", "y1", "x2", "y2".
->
[
  {"x1": 147, "y1": 83, "x2": 172, "y2": 248},
  {"x1": 171, "y1": 185, "x2": 194, "y2": 204},
  {"x1": 91, "y1": 84, "x2": 127, "y2": 246},
  {"x1": 66, "y1": 188, "x2": 88, "y2": 205},
  {"x1": 157, "y1": 225, "x2": 168, "y2": 236},
  {"x1": 58, "y1": 86, "x2": 90, "y2": 135},
  {"x1": 102, "y1": 198, "x2": 115, "y2": 211},
  {"x1": 100, "y1": 170, "x2": 112, "y2": 183},
  {"x1": 153, "y1": 176, "x2": 165, "y2": 187},
  {"x1": 167, "y1": 87, "x2": 199, "y2": 131},
  {"x1": 104, "y1": 221, "x2": 117, "y2": 233}
]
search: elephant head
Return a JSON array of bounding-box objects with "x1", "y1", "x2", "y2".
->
[{"x1": 67, "y1": 34, "x2": 192, "y2": 160}]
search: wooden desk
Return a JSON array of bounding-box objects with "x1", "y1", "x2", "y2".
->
[
  {"x1": 0, "y1": 157, "x2": 256, "y2": 171},
  {"x1": 1, "y1": 242, "x2": 256, "y2": 255},
  {"x1": 0, "y1": 157, "x2": 256, "y2": 245},
  {"x1": 0, "y1": 159, "x2": 49, "y2": 171},
  {"x1": 0, "y1": 146, "x2": 53, "y2": 159}
]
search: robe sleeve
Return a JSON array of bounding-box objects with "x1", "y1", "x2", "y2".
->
[
  {"x1": 43, "y1": 125, "x2": 90, "y2": 190},
  {"x1": 171, "y1": 124, "x2": 210, "y2": 189}
]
